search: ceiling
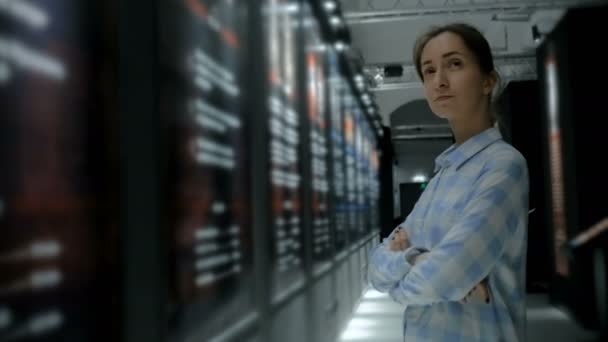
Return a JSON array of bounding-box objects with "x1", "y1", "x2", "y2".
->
[{"x1": 339, "y1": 0, "x2": 601, "y2": 124}]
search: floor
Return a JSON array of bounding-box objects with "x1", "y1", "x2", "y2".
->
[{"x1": 337, "y1": 288, "x2": 600, "y2": 342}]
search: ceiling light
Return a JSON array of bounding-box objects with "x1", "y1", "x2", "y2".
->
[
  {"x1": 285, "y1": 3, "x2": 300, "y2": 14},
  {"x1": 412, "y1": 174, "x2": 427, "y2": 183},
  {"x1": 323, "y1": 1, "x2": 337, "y2": 12},
  {"x1": 334, "y1": 41, "x2": 347, "y2": 51},
  {"x1": 330, "y1": 16, "x2": 342, "y2": 27},
  {"x1": 361, "y1": 94, "x2": 371, "y2": 105}
]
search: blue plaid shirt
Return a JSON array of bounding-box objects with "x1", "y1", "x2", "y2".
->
[{"x1": 368, "y1": 127, "x2": 529, "y2": 341}]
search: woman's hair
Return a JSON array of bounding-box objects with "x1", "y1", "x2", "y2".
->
[{"x1": 412, "y1": 23, "x2": 502, "y2": 126}]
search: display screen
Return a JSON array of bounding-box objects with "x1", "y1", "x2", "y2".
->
[
  {"x1": 343, "y1": 92, "x2": 359, "y2": 246},
  {"x1": 0, "y1": 1, "x2": 117, "y2": 341},
  {"x1": 328, "y1": 53, "x2": 347, "y2": 253},
  {"x1": 355, "y1": 111, "x2": 367, "y2": 240},
  {"x1": 265, "y1": 0, "x2": 305, "y2": 297},
  {"x1": 158, "y1": 0, "x2": 254, "y2": 340},
  {"x1": 303, "y1": 9, "x2": 332, "y2": 268},
  {"x1": 359, "y1": 122, "x2": 369, "y2": 237},
  {"x1": 369, "y1": 136, "x2": 380, "y2": 234},
  {"x1": 363, "y1": 125, "x2": 379, "y2": 235}
]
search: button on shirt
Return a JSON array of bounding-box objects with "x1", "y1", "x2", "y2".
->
[{"x1": 368, "y1": 127, "x2": 529, "y2": 342}]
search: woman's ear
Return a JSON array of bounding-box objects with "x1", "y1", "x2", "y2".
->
[{"x1": 483, "y1": 70, "x2": 498, "y2": 96}]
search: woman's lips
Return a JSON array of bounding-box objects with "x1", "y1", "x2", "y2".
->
[{"x1": 435, "y1": 95, "x2": 453, "y2": 101}]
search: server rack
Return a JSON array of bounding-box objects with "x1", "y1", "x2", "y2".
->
[
  {"x1": 157, "y1": 1, "x2": 258, "y2": 341},
  {"x1": 0, "y1": 2, "x2": 122, "y2": 341},
  {"x1": 536, "y1": 3, "x2": 608, "y2": 332},
  {"x1": 0, "y1": 1, "x2": 385, "y2": 341}
]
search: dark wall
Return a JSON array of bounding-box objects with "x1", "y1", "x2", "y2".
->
[
  {"x1": 496, "y1": 80, "x2": 551, "y2": 292},
  {"x1": 389, "y1": 99, "x2": 452, "y2": 221},
  {"x1": 390, "y1": 99, "x2": 447, "y2": 127}
]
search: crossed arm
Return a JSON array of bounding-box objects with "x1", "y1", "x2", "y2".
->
[
  {"x1": 367, "y1": 157, "x2": 527, "y2": 306},
  {"x1": 386, "y1": 227, "x2": 490, "y2": 304}
]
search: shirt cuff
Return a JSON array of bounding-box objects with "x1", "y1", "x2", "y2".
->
[
  {"x1": 375, "y1": 246, "x2": 412, "y2": 280},
  {"x1": 393, "y1": 246, "x2": 425, "y2": 272},
  {"x1": 404, "y1": 246, "x2": 428, "y2": 266}
]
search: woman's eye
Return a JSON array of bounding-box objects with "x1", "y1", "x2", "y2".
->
[
  {"x1": 449, "y1": 60, "x2": 462, "y2": 67},
  {"x1": 423, "y1": 68, "x2": 435, "y2": 75}
]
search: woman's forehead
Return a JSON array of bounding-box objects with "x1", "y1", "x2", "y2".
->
[{"x1": 421, "y1": 31, "x2": 470, "y2": 63}]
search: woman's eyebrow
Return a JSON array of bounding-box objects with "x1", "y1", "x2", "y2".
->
[
  {"x1": 422, "y1": 51, "x2": 463, "y2": 66},
  {"x1": 442, "y1": 51, "x2": 463, "y2": 59}
]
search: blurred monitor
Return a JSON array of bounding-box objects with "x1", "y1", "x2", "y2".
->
[
  {"x1": 0, "y1": 1, "x2": 118, "y2": 341},
  {"x1": 157, "y1": 0, "x2": 255, "y2": 340},
  {"x1": 264, "y1": 0, "x2": 306, "y2": 301},
  {"x1": 327, "y1": 53, "x2": 348, "y2": 255},
  {"x1": 302, "y1": 7, "x2": 333, "y2": 271}
]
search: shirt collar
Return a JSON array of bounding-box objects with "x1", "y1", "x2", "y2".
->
[{"x1": 434, "y1": 127, "x2": 503, "y2": 173}]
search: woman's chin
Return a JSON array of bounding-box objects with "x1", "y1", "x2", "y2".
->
[{"x1": 432, "y1": 110, "x2": 452, "y2": 120}]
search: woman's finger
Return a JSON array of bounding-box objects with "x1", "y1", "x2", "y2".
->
[
  {"x1": 395, "y1": 229, "x2": 404, "y2": 242},
  {"x1": 479, "y1": 284, "x2": 490, "y2": 303},
  {"x1": 389, "y1": 238, "x2": 402, "y2": 251},
  {"x1": 404, "y1": 232, "x2": 411, "y2": 248},
  {"x1": 460, "y1": 286, "x2": 475, "y2": 304},
  {"x1": 389, "y1": 241, "x2": 398, "y2": 251},
  {"x1": 396, "y1": 240, "x2": 403, "y2": 250},
  {"x1": 466, "y1": 283, "x2": 491, "y2": 304}
]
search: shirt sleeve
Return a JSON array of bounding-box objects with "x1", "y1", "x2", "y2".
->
[
  {"x1": 388, "y1": 155, "x2": 529, "y2": 306},
  {"x1": 368, "y1": 245, "x2": 425, "y2": 293}
]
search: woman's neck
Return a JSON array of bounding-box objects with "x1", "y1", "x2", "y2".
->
[{"x1": 449, "y1": 113, "x2": 492, "y2": 145}]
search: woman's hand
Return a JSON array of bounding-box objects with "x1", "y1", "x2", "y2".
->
[
  {"x1": 411, "y1": 252, "x2": 491, "y2": 304},
  {"x1": 460, "y1": 279, "x2": 491, "y2": 304},
  {"x1": 389, "y1": 227, "x2": 411, "y2": 251},
  {"x1": 412, "y1": 251, "x2": 429, "y2": 264}
]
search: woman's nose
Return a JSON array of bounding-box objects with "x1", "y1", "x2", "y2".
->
[{"x1": 434, "y1": 69, "x2": 449, "y2": 89}]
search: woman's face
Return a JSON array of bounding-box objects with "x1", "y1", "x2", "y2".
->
[{"x1": 419, "y1": 31, "x2": 495, "y2": 122}]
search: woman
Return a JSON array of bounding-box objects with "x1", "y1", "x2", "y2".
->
[{"x1": 368, "y1": 23, "x2": 529, "y2": 341}]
